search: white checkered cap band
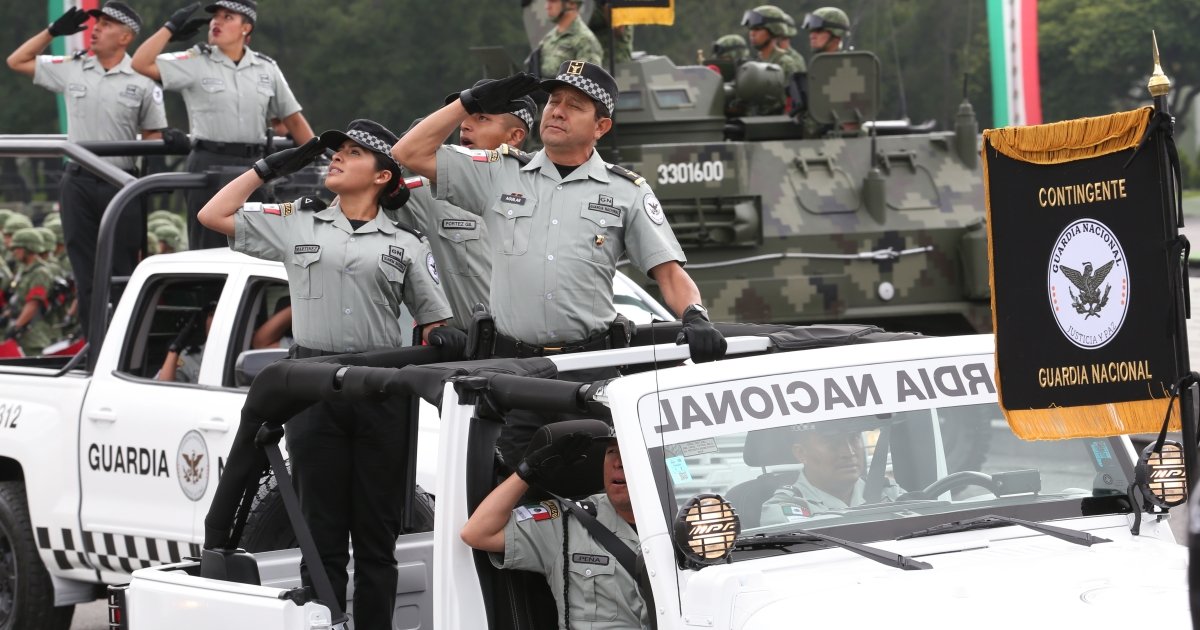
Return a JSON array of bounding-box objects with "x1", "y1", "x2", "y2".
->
[
  {"x1": 102, "y1": 6, "x2": 140, "y2": 32},
  {"x1": 513, "y1": 107, "x2": 534, "y2": 129},
  {"x1": 554, "y1": 73, "x2": 615, "y2": 115},
  {"x1": 346, "y1": 129, "x2": 400, "y2": 169},
  {"x1": 214, "y1": 0, "x2": 256, "y2": 21}
]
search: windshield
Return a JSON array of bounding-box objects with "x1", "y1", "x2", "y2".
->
[{"x1": 644, "y1": 353, "x2": 1133, "y2": 548}]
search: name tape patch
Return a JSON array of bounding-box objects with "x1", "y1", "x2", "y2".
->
[
  {"x1": 442, "y1": 219, "x2": 477, "y2": 230},
  {"x1": 572, "y1": 553, "x2": 610, "y2": 566},
  {"x1": 587, "y1": 203, "x2": 621, "y2": 217},
  {"x1": 294, "y1": 244, "x2": 320, "y2": 254},
  {"x1": 381, "y1": 254, "x2": 406, "y2": 273},
  {"x1": 501, "y1": 193, "x2": 527, "y2": 206}
]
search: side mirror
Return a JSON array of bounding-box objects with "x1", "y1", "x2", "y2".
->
[
  {"x1": 234, "y1": 348, "x2": 288, "y2": 388},
  {"x1": 1135, "y1": 440, "x2": 1187, "y2": 509}
]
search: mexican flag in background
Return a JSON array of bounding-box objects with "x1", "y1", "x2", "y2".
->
[
  {"x1": 987, "y1": 0, "x2": 1042, "y2": 127},
  {"x1": 47, "y1": 0, "x2": 100, "y2": 133}
]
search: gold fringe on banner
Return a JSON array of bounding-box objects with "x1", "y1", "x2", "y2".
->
[
  {"x1": 983, "y1": 106, "x2": 1152, "y2": 165},
  {"x1": 1004, "y1": 394, "x2": 1181, "y2": 441}
]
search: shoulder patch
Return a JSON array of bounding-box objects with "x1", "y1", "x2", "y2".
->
[
  {"x1": 606, "y1": 163, "x2": 646, "y2": 187},
  {"x1": 498, "y1": 143, "x2": 533, "y2": 164},
  {"x1": 451, "y1": 144, "x2": 499, "y2": 163},
  {"x1": 403, "y1": 176, "x2": 427, "y2": 190},
  {"x1": 261, "y1": 203, "x2": 292, "y2": 217},
  {"x1": 296, "y1": 196, "x2": 327, "y2": 212}
]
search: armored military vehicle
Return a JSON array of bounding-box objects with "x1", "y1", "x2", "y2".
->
[{"x1": 607, "y1": 51, "x2": 989, "y2": 333}]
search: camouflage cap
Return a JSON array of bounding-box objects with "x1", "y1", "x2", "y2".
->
[
  {"x1": 742, "y1": 5, "x2": 794, "y2": 38},
  {"x1": 3, "y1": 214, "x2": 33, "y2": 235},
  {"x1": 42, "y1": 220, "x2": 63, "y2": 242},
  {"x1": 0, "y1": 209, "x2": 13, "y2": 227},
  {"x1": 712, "y1": 34, "x2": 749, "y2": 62},
  {"x1": 803, "y1": 7, "x2": 850, "y2": 39},
  {"x1": 154, "y1": 224, "x2": 183, "y2": 250},
  {"x1": 10, "y1": 228, "x2": 44, "y2": 253},
  {"x1": 35, "y1": 227, "x2": 58, "y2": 250},
  {"x1": 40, "y1": 210, "x2": 60, "y2": 225}
]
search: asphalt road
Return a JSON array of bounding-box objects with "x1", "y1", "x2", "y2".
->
[{"x1": 67, "y1": 215, "x2": 1200, "y2": 629}]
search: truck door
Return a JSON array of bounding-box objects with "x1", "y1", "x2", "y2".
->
[{"x1": 79, "y1": 273, "x2": 228, "y2": 582}]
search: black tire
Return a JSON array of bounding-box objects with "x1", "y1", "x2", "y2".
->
[
  {"x1": 240, "y1": 470, "x2": 436, "y2": 553},
  {"x1": 0, "y1": 482, "x2": 74, "y2": 630}
]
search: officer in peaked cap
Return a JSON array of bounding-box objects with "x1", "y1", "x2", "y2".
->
[
  {"x1": 197, "y1": 118, "x2": 452, "y2": 630},
  {"x1": 7, "y1": 0, "x2": 167, "y2": 339},
  {"x1": 132, "y1": 0, "x2": 315, "y2": 250},
  {"x1": 393, "y1": 62, "x2": 727, "y2": 465}
]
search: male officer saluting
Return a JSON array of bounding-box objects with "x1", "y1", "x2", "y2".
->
[
  {"x1": 6, "y1": 1, "x2": 167, "y2": 338},
  {"x1": 401, "y1": 86, "x2": 537, "y2": 331},
  {"x1": 393, "y1": 62, "x2": 726, "y2": 464}
]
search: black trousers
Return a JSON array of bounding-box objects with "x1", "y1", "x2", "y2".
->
[
  {"x1": 285, "y1": 396, "x2": 409, "y2": 630},
  {"x1": 59, "y1": 165, "x2": 143, "y2": 337},
  {"x1": 184, "y1": 148, "x2": 264, "y2": 250},
  {"x1": 496, "y1": 365, "x2": 619, "y2": 467}
]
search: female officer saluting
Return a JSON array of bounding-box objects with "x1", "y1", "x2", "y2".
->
[
  {"x1": 198, "y1": 119, "x2": 454, "y2": 629},
  {"x1": 133, "y1": 0, "x2": 314, "y2": 250}
]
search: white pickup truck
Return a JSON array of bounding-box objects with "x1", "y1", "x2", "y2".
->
[
  {"x1": 118, "y1": 330, "x2": 1190, "y2": 629},
  {"x1": 0, "y1": 248, "x2": 672, "y2": 630}
]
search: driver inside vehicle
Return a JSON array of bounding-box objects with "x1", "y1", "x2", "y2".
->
[{"x1": 760, "y1": 426, "x2": 902, "y2": 526}]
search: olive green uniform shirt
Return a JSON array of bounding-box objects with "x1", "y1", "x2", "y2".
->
[
  {"x1": 773, "y1": 47, "x2": 807, "y2": 76},
  {"x1": 434, "y1": 144, "x2": 685, "y2": 344},
  {"x1": 538, "y1": 17, "x2": 604, "y2": 77},
  {"x1": 402, "y1": 179, "x2": 491, "y2": 331},
  {"x1": 231, "y1": 200, "x2": 452, "y2": 353},
  {"x1": 33, "y1": 53, "x2": 167, "y2": 170},
  {"x1": 492, "y1": 494, "x2": 648, "y2": 629},
  {"x1": 8, "y1": 260, "x2": 55, "y2": 355},
  {"x1": 760, "y1": 469, "x2": 901, "y2": 526},
  {"x1": 156, "y1": 45, "x2": 301, "y2": 144}
]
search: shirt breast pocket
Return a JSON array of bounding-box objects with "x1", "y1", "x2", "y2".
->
[
  {"x1": 567, "y1": 558, "x2": 619, "y2": 622},
  {"x1": 67, "y1": 84, "x2": 87, "y2": 99},
  {"x1": 376, "y1": 257, "x2": 405, "y2": 306},
  {"x1": 436, "y1": 220, "x2": 484, "y2": 277},
  {"x1": 578, "y1": 201, "x2": 624, "y2": 263},
  {"x1": 490, "y1": 197, "x2": 536, "y2": 256},
  {"x1": 290, "y1": 251, "x2": 322, "y2": 299}
]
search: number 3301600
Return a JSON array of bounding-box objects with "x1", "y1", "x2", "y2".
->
[
  {"x1": 656, "y1": 161, "x2": 725, "y2": 185},
  {"x1": 0, "y1": 403, "x2": 20, "y2": 429}
]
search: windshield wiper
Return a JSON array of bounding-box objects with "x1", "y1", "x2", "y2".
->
[
  {"x1": 896, "y1": 514, "x2": 1110, "y2": 546},
  {"x1": 733, "y1": 529, "x2": 932, "y2": 571}
]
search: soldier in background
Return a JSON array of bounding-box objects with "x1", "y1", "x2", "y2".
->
[
  {"x1": 2, "y1": 214, "x2": 34, "y2": 271},
  {"x1": 4, "y1": 229, "x2": 55, "y2": 355},
  {"x1": 803, "y1": 7, "x2": 851, "y2": 54},
  {"x1": 774, "y1": 12, "x2": 806, "y2": 73},
  {"x1": 6, "y1": 1, "x2": 167, "y2": 339},
  {"x1": 741, "y1": 5, "x2": 805, "y2": 115},
  {"x1": 588, "y1": 0, "x2": 633, "y2": 66},
  {"x1": 533, "y1": 0, "x2": 603, "y2": 78}
]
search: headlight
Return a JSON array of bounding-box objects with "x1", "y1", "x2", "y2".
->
[
  {"x1": 673, "y1": 493, "x2": 740, "y2": 569},
  {"x1": 1137, "y1": 440, "x2": 1187, "y2": 508}
]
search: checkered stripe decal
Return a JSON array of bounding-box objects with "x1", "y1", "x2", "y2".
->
[
  {"x1": 554, "y1": 73, "x2": 614, "y2": 115},
  {"x1": 347, "y1": 129, "x2": 392, "y2": 156},
  {"x1": 37, "y1": 527, "x2": 201, "y2": 574},
  {"x1": 101, "y1": 6, "x2": 140, "y2": 33},
  {"x1": 513, "y1": 107, "x2": 534, "y2": 129},
  {"x1": 213, "y1": 0, "x2": 257, "y2": 21}
]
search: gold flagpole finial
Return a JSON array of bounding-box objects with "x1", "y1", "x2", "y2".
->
[{"x1": 1148, "y1": 30, "x2": 1171, "y2": 98}]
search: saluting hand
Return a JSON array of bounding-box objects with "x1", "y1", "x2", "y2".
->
[
  {"x1": 169, "y1": 17, "x2": 209, "y2": 42},
  {"x1": 516, "y1": 432, "x2": 594, "y2": 485},
  {"x1": 253, "y1": 138, "x2": 325, "y2": 182},
  {"x1": 676, "y1": 305, "x2": 727, "y2": 363},
  {"x1": 164, "y1": 3, "x2": 201, "y2": 34},
  {"x1": 459, "y1": 73, "x2": 541, "y2": 116},
  {"x1": 48, "y1": 7, "x2": 90, "y2": 37}
]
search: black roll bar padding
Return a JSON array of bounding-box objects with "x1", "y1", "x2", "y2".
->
[
  {"x1": 486, "y1": 372, "x2": 589, "y2": 414},
  {"x1": 0, "y1": 135, "x2": 298, "y2": 158},
  {"x1": 87, "y1": 172, "x2": 212, "y2": 370}
]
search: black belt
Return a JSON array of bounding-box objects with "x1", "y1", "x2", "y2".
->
[
  {"x1": 64, "y1": 162, "x2": 138, "y2": 179},
  {"x1": 492, "y1": 332, "x2": 612, "y2": 359},
  {"x1": 192, "y1": 139, "x2": 265, "y2": 158},
  {"x1": 288, "y1": 345, "x2": 340, "y2": 359}
]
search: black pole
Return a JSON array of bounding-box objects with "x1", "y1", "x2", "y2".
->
[
  {"x1": 87, "y1": 172, "x2": 211, "y2": 371},
  {"x1": 1151, "y1": 92, "x2": 1198, "y2": 488}
]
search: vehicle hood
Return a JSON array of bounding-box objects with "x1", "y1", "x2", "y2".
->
[{"x1": 718, "y1": 531, "x2": 1188, "y2": 629}]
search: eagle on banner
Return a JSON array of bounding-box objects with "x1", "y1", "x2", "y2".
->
[{"x1": 1060, "y1": 260, "x2": 1114, "y2": 319}]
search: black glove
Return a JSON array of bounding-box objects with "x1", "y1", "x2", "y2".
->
[
  {"x1": 459, "y1": 72, "x2": 540, "y2": 116},
  {"x1": 5, "y1": 325, "x2": 26, "y2": 341},
  {"x1": 676, "y1": 304, "x2": 727, "y2": 363},
  {"x1": 168, "y1": 311, "x2": 201, "y2": 353},
  {"x1": 48, "y1": 7, "x2": 90, "y2": 37},
  {"x1": 516, "y1": 432, "x2": 593, "y2": 484},
  {"x1": 252, "y1": 138, "x2": 325, "y2": 182},
  {"x1": 161, "y1": 128, "x2": 191, "y2": 153},
  {"x1": 164, "y1": 2, "x2": 201, "y2": 34},
  {"x1": 427, "y1": 326, "x2": 467, "y2": 361},
  {"x1": 169, "y1": 17, "x2": 208, "y2": 42}
]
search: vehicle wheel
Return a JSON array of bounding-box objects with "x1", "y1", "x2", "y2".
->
[
  {"x1": 0, "y1": 482, "x2": 74, "y2": 630},
  {"x1": 240, "y1": 470, "x2": 436, "y2": 552}
]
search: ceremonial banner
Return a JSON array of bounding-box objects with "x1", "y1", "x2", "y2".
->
[
  {"x1": 984, "y1": 107, "x2": 1182, "y2": 439},
  {"x1": 610, "y1": 0, "x2": 674, "y2": 27}
]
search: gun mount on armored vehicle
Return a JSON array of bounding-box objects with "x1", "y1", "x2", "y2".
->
[{"x1": 603, "y1": 52, "x2": 991, "y2": 334}]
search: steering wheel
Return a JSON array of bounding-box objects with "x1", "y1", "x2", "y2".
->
[{"x1": 896, "y1": 471, "x2": 999, "y2": 501}]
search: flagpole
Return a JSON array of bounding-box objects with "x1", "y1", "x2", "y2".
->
[{"x1": 1147, "y1": 33, "x2": 1197, "y2": 489}]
